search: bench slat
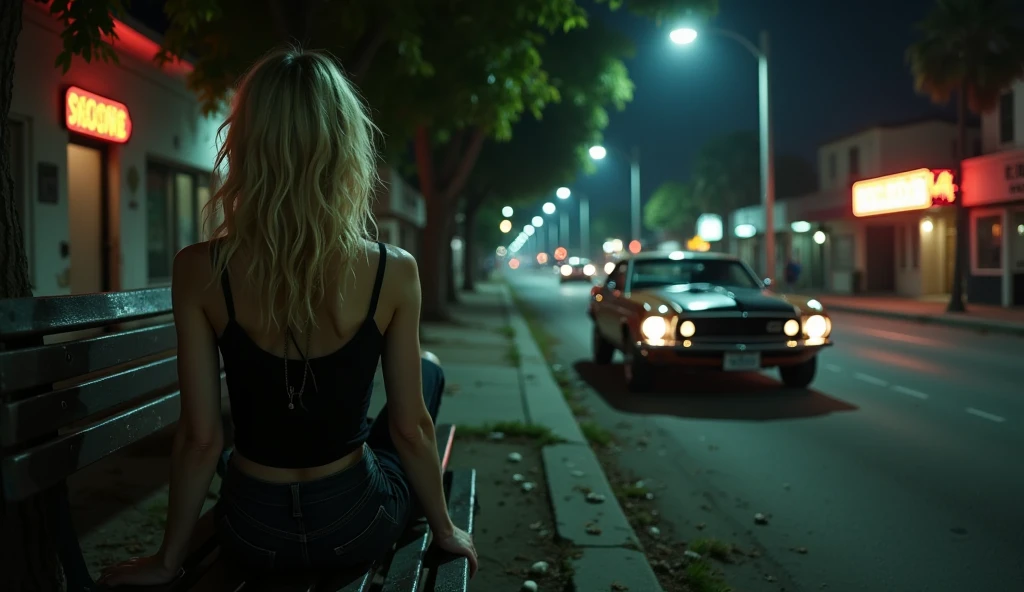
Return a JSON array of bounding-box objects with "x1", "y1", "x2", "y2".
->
[
  {"x1": 1, "y1": 356, "x2": 178, "y2": 446},
  {"x1": 0, "y1": 288, "x2": 172, "y2": 339},
  {"x1": 1, "y1": 391, "x2": 182, "y2": 501},
  {"x1": 430, "y1": 470, "x2": 476, "y2": 591},
  {"x1": 0, "y1": 322, "x2": 177, "y2": 392}
]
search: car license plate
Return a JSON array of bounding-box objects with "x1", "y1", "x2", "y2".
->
[{"x1": 723, "y1": 352, "x2": 761, "y2": 371}]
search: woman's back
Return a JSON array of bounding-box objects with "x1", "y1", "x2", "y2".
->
[{"x1": 194, "y1": 239, "x2": 394, "y2": 478}]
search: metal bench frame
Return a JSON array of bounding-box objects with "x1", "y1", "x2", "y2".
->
[{"x1": 0, "y1": 288, "x2": 475, "y2": 592}]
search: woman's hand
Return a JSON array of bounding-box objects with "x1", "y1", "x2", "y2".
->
[
  {"x1": 97, "y1": 555, "x2": 182, "y2": 587},
  {"x1": 435, "y1": 527, "x2": 479, "y2": 577}
]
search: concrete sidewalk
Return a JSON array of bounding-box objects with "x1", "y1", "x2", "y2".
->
[
  {"x1": 369, "y1": 282, "x2": 663, "y2": 592},
  {"x1": 810, "y1": 294, "x2": 1024, "y2": 337}
]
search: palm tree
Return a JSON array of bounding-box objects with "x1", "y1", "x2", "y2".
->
[{"x1": 907, "y1": 0, "x2": 1024, "y2": 313}]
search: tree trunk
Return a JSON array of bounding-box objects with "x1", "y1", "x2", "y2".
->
[
  {"x1": 462, "y1": 201, "x2": 478, "y2": 292},
  {"x1": 0, "y1": 4, "x2": 67, "y2": 591},
  {"x1": 414, "y1": 126, "x2": 450, "y2": 321},
  {"x1": 947, "y1": 83, "x2": 969, "y2": 313}
]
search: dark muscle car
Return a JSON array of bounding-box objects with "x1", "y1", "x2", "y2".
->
[{"x1": 588, "y1": 251, "x2": 833, "y2": 392}]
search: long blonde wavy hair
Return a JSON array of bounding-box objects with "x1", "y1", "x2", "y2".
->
[{"x1": 205, "y1": 47, "x2": 379, "y2": 332}]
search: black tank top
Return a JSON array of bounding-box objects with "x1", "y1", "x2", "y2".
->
[{"x1": 215, "y1": 242, "x2": 387, "y2": 469}]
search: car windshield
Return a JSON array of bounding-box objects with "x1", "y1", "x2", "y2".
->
[{"x1": 630, "y1": 258, "x2": 761, "y2": 290}]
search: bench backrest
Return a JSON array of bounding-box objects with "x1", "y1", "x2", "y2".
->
[{"x1": 0, "y1": 288, "x2": 211, "y2": 503}]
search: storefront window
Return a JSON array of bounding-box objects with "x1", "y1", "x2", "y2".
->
[
  {"x1": 146, "y1": 163, "x2": 210, "y2": 282},
  {"x1": 973, "y1": 214, "x2": 1003, "y2": 270}
]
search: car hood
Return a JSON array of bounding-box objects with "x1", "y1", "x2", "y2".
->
[{"x1": 633, "y1": 284, "x2": 800, "y2": 314}]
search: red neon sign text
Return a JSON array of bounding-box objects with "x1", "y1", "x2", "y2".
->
[
  {"x1": 65, "y1": 86, "x2": 132, "y2": 143},
  {"x1": 852, "y1": 168, "x2": 956, "y2": 217}
]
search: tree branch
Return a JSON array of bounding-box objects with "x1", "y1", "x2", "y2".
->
[{"x1": 440, "y1": 128, "x2": 486, "y2": 204}]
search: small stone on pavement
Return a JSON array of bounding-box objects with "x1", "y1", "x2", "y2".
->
[
  {"x1": 586, "y1": 492, "x2": 606, "y2": 504},
  {"x1": 684, "y1": 550, "x2": 701, "y2": 560},
  {"x1": 508, "y1": 452, "x2": 523, "y2": 463},
  {"x1": 513, "y1": 473, "x2": 525, "y2": 482},
  {"x1": 522, "y1": 482, "x2": 536, "y2": 492},
  {"x1": 648, "y1": 526, "x2": 661, "y2": 536},
  {"x1": 754, "y1": 512, "x2": 769, "y2": 525},
  {"x1": 530, "y1": 561, "x2": 549, "y2": 575},
  {"x1": 570, "y1": 470, "x2": 585, "y2": 477},
  {"x1": 521, "y1": 580, "x2": 538, "y2": 592}
]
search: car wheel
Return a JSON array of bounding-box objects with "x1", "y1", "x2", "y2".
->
[
  {"x1": 623, "y1": 342, "x2": 654, "y2": 392},
  {"x1": 779, "y1": 356, "x2": 817, "y2": 388},
  {"x1": 593, "y1": 326, "x2": 614, "y2": 365}
]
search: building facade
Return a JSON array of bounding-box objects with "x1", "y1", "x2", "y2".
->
[
  {"x1": 8, "y1": 3, "x2": 221, "y2": 296},
  {"x1": 6, "y1": 2, "x2": 424, "y2": 297},
  {"x1": 727, "y1": 117, "x2": 979, "y2": 297},
  {"x1": 960, "y1": 80, "x2": 1024, "y2": 307}
]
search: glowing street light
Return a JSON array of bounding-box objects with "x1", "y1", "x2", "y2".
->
[
  {"x1": 588, "y1": 145, "x2": 607, "y2": 160},
  {"x1": 669, "y1": 27, "x2": 698, "y2": 45},
  {"x1": 556, "y1": 187, "x2": 571, "y2": 199},
  {"x1": 542, "y1": 202, "x2": 556, "y2": 215},
  {"x1": 532, "y1": 216, "x2": 544, "y2": 227},
  {"x1": 524, "y1": 225, "x2": 535, "y2": 236},
  {"x1": 499, "y1": 219, "x2": 512, "y2": 233},
  {"x1": 502, "y1": 206, "x2": 513, "y2": 217}
]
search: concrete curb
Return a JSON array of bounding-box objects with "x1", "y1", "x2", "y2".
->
[
  {"x1": 498, "y1": 284, "x2": 665, "y2": 592},
  {"x1": 825, "y1": 304, "x2": 1024, "y2": 337}
]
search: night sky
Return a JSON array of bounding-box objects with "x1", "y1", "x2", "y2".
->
[{"x1": 580, "y1": 0, "x2": 958, "y2": 217}]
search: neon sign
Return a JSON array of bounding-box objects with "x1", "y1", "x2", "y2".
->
[
  {"x1": 852, "y1": 168, "x2": 957, "y2": 217},
  {"x1": 64, "y1": 86, "x2": 132, "y2": 143}
]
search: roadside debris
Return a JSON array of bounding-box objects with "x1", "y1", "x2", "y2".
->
[
  {"x1": 522, "y1": 482, "x2": 536, "y2": 492},
  {"x1": 488, "y1": 431, "x2": 505, "y2": 440},
  {"x1": 508, "y1": 452, "x2": 523, "y2": 463},
  {"x1": 529, "y1": 561, "x2": 549, "y2": 575},
  {"x1": 512, "y1": 473, "x2": 525, "y2": 482},
  {"x1": 754, "y1": 512, "x2": 769, "y2": 525},
  {"x1": 684, "y1": 550, "x2": 702, "y2": 561},
  {"x1": 521, "y1": 580, "x2": 538, "y2": 592},
  {"x1": 585, "y1": 492, "x2": 606, "y2": 504}
]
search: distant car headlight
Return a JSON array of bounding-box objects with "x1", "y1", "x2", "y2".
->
[
  {"x1": 604, "y1": 261, "x2": 616, "y2": 274},
  {"x1": 583, "y1": 264, "x2": 596, "y2": 276},
  {"x1": 803, "y1": 314, "x2": 829, "y2": 339},
  {"x1": 560, "y1": 265, "x2": 572, "y2": 277},
  {"x1": 641, "y1": 316, "x2": 668, "y2": 341},
  {"x1": 784, "y1": 319, "x2": 800, "y2": 337},
  {"x1": 679, "y1": 319, "x2": 696, "y2": 338}
]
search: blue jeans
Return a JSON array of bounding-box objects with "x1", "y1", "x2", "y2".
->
[{"x1": 213, "y1": 358, "x2": 445, "y2": 571}]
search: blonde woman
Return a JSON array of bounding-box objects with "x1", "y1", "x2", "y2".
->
[{"x1": 99, "y1": 48, "x2": 477, "y2": 585}]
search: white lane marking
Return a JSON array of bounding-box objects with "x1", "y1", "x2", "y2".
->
[
  {"x1": 824, "y1": 363, "x2": 842, "y2": 373},
  {"x1": 966, "y1": 408, "x2": 1006, "y2": 423},
  {"x1": 892, "y1": 385, "x2": 929, "y2": 400},
  {"x1": 853, "y1": 372, "x2": 889, "y2": 387},
  {"x1": 857, "y1": 328, "x2": 946, "y2": 348}
]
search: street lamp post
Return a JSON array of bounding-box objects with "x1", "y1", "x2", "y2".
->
[
  {"x1": 556, "y1": 187, "x2": 592, "y2": 258},
  {"x1": 671, "y1": 27, "x2": 776, "y2": 282},
  {"x1": 589, "y1": 145, "x2": 642, "y2": 247}
]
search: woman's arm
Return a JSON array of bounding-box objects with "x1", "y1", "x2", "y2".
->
[
  {"x1": 380, "y1": 251, "x2": 455, "y2": 538},
  {"x1": 99, "y1": 245, "x2": 225, "y2": 586},
  {"x1": 158, "y1": 246, "x2": 226, "y2": 570}
]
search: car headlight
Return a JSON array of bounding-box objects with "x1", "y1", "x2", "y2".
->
[
  {"x1": 583, "y1": 264, "x2": 596, "y2": 276},
  {"x1": 803, "y1": 314, "x2": 829, "y2": 339},
  {"x1": 783, "y1": 319, "x2": 800, "y2": 337},
  {"x1": 679, "y1": 319, "x2": 695, "y2": 338},
  {"x1": 560, "y1": 265, "x2": 572, "y2": 277},
  {"x1": 604, "y1": 261, "x2": 616, "y2": 274},
  {"x1": 641, "y1": 316, "x2": 668, "y2": 341}
]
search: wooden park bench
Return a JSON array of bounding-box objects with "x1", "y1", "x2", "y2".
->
[{"x1": 0, "y1": 288, "x2": 476, "y2": 592}]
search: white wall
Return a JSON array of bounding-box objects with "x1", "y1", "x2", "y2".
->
[
  {"x1": 879, "y1": 120, "x2": 978, "y2": 173},
  {"x1": 818, "y1": 129, "x2": 882, "y2": 191},
  {"x1": 11, "y1": 6, "x2": 223, "y2": 295},
  {"x1": 981, "y1": 79, "x2": 1024, "y2": 154}
]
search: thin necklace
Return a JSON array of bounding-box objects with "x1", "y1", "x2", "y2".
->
[{"x1": 283, "y1": 319, "x2": 313, "y2": 411}]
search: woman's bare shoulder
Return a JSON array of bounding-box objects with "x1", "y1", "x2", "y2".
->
[
  {"x1": 381, "y1": 242, "x2": 418, "y2": 278},
  {"x1": 172, "y1": 241, "x2": 217, "y2": 292}
]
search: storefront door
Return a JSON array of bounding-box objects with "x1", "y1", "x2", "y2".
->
[{"x1": 66, "y1": 143, "x2": 106, "y2": 294}]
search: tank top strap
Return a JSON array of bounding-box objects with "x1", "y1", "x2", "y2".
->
[{"x1": 366, "y1": 242, "x2": 387, "y2": 318}]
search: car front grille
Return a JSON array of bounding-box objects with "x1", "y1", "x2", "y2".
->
[{"x1": 685, "y1": 317, "x2": 794, "y2": 339}]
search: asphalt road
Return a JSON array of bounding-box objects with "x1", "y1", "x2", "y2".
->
[{"x1": 508, "y1": 269, "x2": 1024, "y2": 592}]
